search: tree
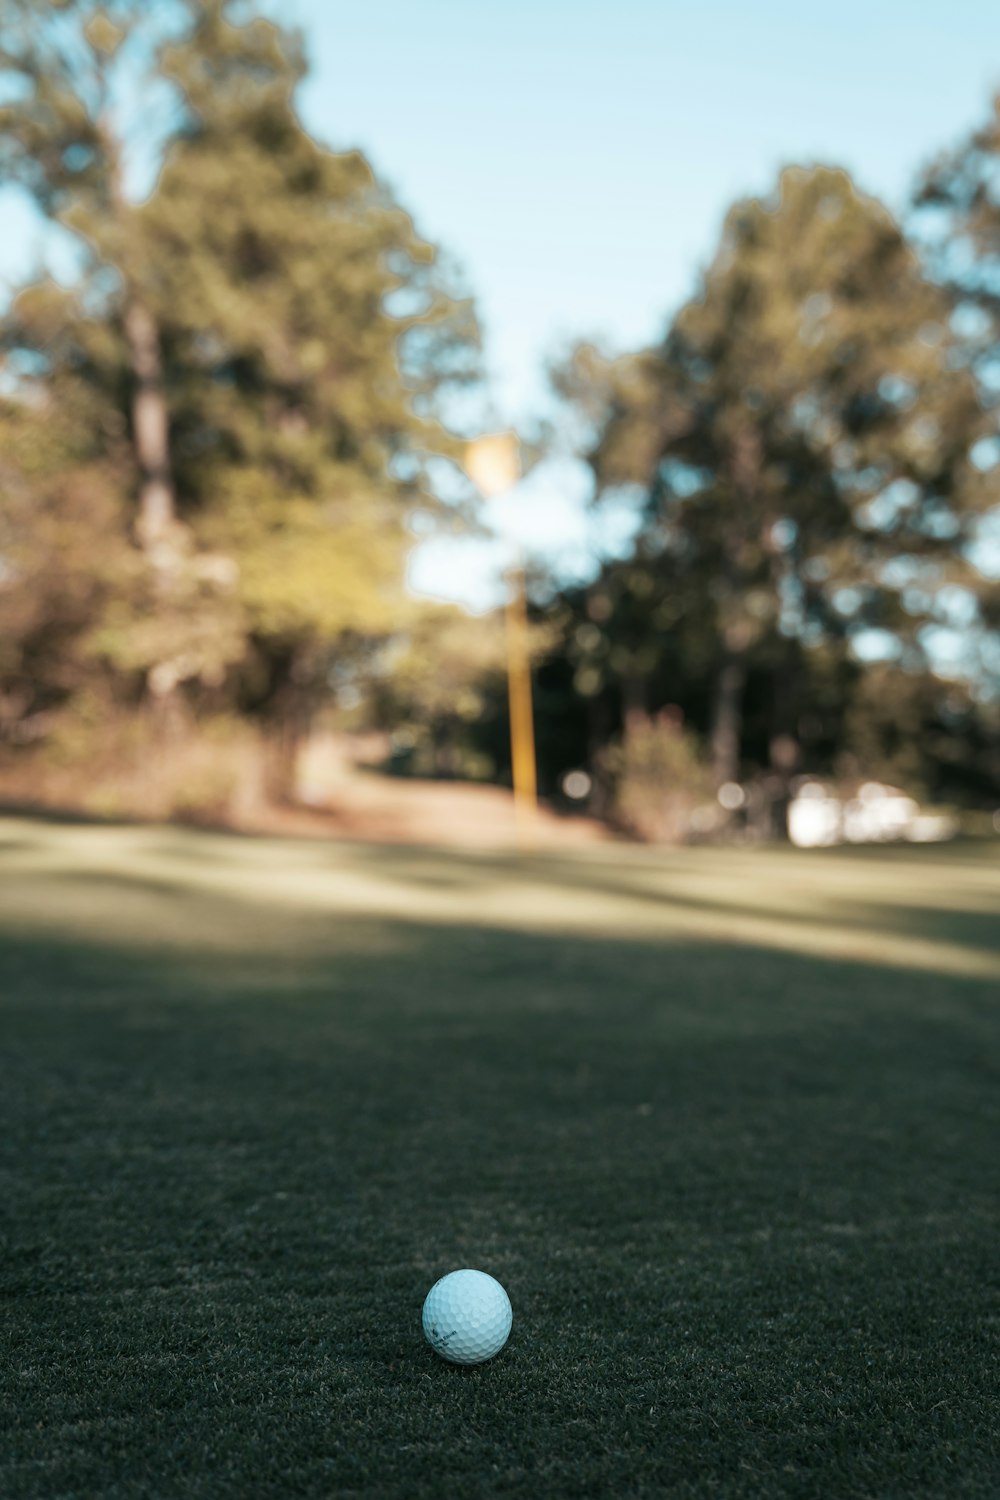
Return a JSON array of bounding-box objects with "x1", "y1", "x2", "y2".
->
[
  {"x1": 0, "y1": 295, "x2": 130, "y2": 748},
  {"x1": 559, "y1": 167, "x2": 980, "y2": 796},
  {"x1": 0, "y1": 0, "x2": 183, "y2": 553},
  {"x1": 1, "y1": 1, "x2": 481, "y2": 788},
  {"x1": 841, "y1": 663, "x2": 1000, "y2": 806},
  {"x1": 917, "y1": 94, "x2": 1000, "y2": 696},
  {"x1": 141, "y1": 0, "x2": 480, "y2": 783},
  {"x1": 364, "y1": 606, "x2": 510, "y2": 781}
]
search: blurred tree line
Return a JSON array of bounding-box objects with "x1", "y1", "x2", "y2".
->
[
  {"x1": 0, "y1": 0, "x2": 479, "y2": 809},
  {"x1": 1, "y1": 0, "x2": 998, "y2": 833},
  {"x1": 538, "y1": 163, "x2": 1000, "y2": 832}
]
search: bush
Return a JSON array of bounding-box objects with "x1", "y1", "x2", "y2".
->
[
  {"x1": 0, "y1": 709, "x2": 264, "y2": 826},
  {"x1": 604, "y1": 712, "x2": 713, "y2": 843}
]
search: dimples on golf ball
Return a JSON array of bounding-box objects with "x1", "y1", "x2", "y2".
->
[{"x1": 421, "y1": 1269, "x2": 512, "y2": 1365}]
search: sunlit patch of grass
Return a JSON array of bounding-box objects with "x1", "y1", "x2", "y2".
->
[{"x1": 1, "y1": 817, "x2": 997, "y2": 977}]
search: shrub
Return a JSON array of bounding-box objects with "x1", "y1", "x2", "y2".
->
[{"x1": 604, "y1": 712, "x2": 713, "y2": 843}]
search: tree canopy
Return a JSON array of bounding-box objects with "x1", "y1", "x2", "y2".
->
[
  {"x1": 1, "y1": 0, "x2": 481, "y2": 775},
  {"x1": 553, "y1": 166, "x2": 987, "y2": 804}
]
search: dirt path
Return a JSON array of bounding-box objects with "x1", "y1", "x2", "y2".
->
[{"x1": 256, "y1": 771, "x2": 610, "y2": 848}]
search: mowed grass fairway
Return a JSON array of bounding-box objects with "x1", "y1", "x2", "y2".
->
[{"x1": 2, "y1": 818, "x2": 999, "y2": 1499}]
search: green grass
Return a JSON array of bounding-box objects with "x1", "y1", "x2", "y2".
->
[{"x1": 2, "y1": 818, "x2": 999, "y2": 1499}]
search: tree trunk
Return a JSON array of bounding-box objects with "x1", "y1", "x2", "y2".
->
[
  {"x1": 265, "y1": 720, "x2": 302, "y2": 805},
  {"x1": 587, "y1": 690, "x2": 613, "y2": 817},
  {"x1": 708, "y1": 419, "x2": 761, "y2": 792},
  {"x1": 124, "y1": 299, "x2": 177, "y2": 553},
  {"x1": 710, "y1": 651, "x2": 747, "y2": 787},
  {"x1": 621, "y1": 667, "x2": 647, "y2": 737},
  {"x1": 262, "y1": 644, "x2": 318, "y2": 805},
  {"x1": 766, "y1": 667, "x2": 800, "y2": 841}
]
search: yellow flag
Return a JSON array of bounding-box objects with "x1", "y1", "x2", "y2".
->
[{"x1": 464, "y1": 432, "x2": 521, "y2": 498}]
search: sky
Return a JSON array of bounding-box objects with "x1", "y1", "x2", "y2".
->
[
  {"x1": 4, "y1": 1, "x2": 1000, "y2": 607},
  {"x1": 286, "y1": 0, "x2": 1000, "y2": 606}
]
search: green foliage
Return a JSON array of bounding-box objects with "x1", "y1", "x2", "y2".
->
[
  {"x1": 373, "y1": 607, "x2": 508, "y2": 722},
  {"x1": 139, "y1": 0, "x2": 480, "y2": 678},
  {"x1": 554, "y1": 166, "x2": 985, "y2": 798},
  {"x1": 917, "y1": 95, "x2": 1000, "y2": 691},
  {"x1": 590, "y1": 167, "x2": 977, "y2": 638},
  {"x1": 363, "y1": 606, "x2": 511, "y2": 779},
  {"x1": 0, "y1": 0, "x2": 482, "y2": 780},
  {"x1": 841, "y1": 665, "x2": 1000, "y2": 805},
  {"x1": 602, "y1": 712, "x2": 713, "y2": 843},
  {"x1": 2, "y1": 8, "x2": 998, "y2": 823},
  {"x1": 0, "y1": 367, "x2": 130, "y2": 742},
  {"x1": 919, "y1": 94, "x2": 1000, "y2": 377}
]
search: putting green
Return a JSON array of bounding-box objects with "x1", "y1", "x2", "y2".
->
[{"x1": 2, "y1": 818, "x2": 998, "y2": 1498}]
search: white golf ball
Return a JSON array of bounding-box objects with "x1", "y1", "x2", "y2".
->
[{"x1": 421, "y1": 1268, "x2": 513, "y2": 1365}]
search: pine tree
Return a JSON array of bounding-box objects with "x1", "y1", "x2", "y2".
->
[
  {"x1": 559, "y1": 167, "x2": 979, "y2": 791},
  {"x1": 917, "y1": 94, "x2": 1000, "y2": 694},
  {"x1": 144, "y1": 0, "x2": 479, "y2": 772},
  {"x1": 0, "y1": 1, "x2": 184, "y2": 552},
  {"x1": 1, "y1": 1, "x2": 481, "y2": 786}
]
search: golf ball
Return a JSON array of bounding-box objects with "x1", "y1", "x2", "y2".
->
[{"x1": 421, "y1": 1268, "x2": 513, "y2": 1365}]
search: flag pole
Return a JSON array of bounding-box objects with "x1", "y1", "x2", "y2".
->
[
  {"x1": 463, "y1": 432, "x2": 538, "y2": 849},
  {"x1": 504, "y1": 549, "x2": 538, "y2": 846}
]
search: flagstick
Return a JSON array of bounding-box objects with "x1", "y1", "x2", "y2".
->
[
  {"x1": 463, "y1": 431, "x2": 538, "y2": 851},
  {"x1": 505, "y1": 550, "x2": 537, "y2": 850}
]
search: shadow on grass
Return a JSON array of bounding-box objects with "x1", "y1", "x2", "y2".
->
[{"x1": 2, "y1": 887, "x2": 999, "y2": 1499}]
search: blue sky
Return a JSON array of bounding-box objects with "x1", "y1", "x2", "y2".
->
[
  {"x1": 287, "y1": 0, "x2": 1000, "y2": 604},
  {"x1": 4, "y1": 1, "x2": 1000, "y2": 606},
  {"x1": 294, "y1": 1, "x2": 1000, "y2": 415}
]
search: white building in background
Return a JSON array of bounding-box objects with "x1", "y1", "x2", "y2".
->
[
  {"x1": 788, "y1": 782, "x2": 843, "y2": 848},
  {"x1": 788, "y1": 781, "x2": 957, "y2": 849}
]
